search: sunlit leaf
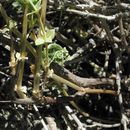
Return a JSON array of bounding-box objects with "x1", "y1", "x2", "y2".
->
[
  {"x1": 35, "y1": 37, "x2": 45, "y2": 46},
  {"x1": 35, "y1": 0, "x2": 41, "y2": 10},
  {"x1": 45, "y1": 29, "x2": 55, "y2": 43}
]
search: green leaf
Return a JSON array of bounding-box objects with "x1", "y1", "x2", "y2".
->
[
  {"x1": 35, "y1": 37, "x2": 45, "y2": 46},
  {"x1": 35, "y1": 0, "x2": 41, "y2": 10},
  {"x1": 45, "y1": 29, "x2": 55, "y2": 43},
  {"x1": 35, "y1": 29, "x2": 55, "y2": 46}
]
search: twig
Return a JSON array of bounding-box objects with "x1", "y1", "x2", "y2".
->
[
  {"x1": 65, "y1": 105, "x2": 86, "y2": 130},
  {"x1": 104, "y1": 51, "x2": 111, "y2": 74},
  {"x1": 66, "y1": 8, "x2": 128, "y2": 21},
  {"x1": 50, "y1": 71, "x2": 116, "y2": 95},
  {"x1": 118, "y1": 5, "x2": 128, "y2": 47},
  {"x1": 92, "y1": 121, "x2": 120, "y2": 128},
  {"x1": 51, "y1": 62, "x2": 115, "y2": 87},
  {"x1": 0, "y1": 70, "x2": 10, "y2": 77},
  {"x1": 0, "y1": 96, "x2": 81, "y2": 104},
  {"x1": 115, "y1": 1, "x2": 129, "y2": 129},
  {"x1": 45, "y1": 117, "x2": 58, "y2": 130},
  {"x1": 61, "y1": 114, "x2": 75, "y2": 130},
  {"x1": 76, "y1": 3, "x2": 130, "y2": 12},
  {"x1": 115, "y1": 49, "x2": 129, "y2": 130},
  {"x1": 33, "y1": 104, "x2": 48, "y2": 130}
]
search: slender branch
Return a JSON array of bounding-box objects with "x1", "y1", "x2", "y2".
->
[
  {"x1": 115, "y1": 1, "x2": 129, "y2": 129},
  {"x1": 65, "y1": 105, "x2": 85, "y2": 129},
  {"x1": 91, "y1": 121, "x2": 120, "y2": 128},
  {"x1": 0, "y1": 96, "x2": 82, "y2": 105},
  {"x1": 66, "y1": 8, "x2": 128, "y2": 21},
  {"x1": 118, "y1": 7, "x2": 128, "y2": 47},
  {"x1": 48, "y1": 69, "x2": 117, "y2": 95},
  {"x1": 33, "y1": 104, "x2": 48, "y2": 130},
  {"x1": 51, "y1": 62, "x2": 115, "y2": 87},
  {"x1": 115, "y1": 48, "x2": 129, "y2": 130}
]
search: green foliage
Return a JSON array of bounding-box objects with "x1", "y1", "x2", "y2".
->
[
  {"x1": 14, "y1": 0, "x2": 41, "y2": 13},
  {"x1": 35, "y1": 29, "x2": 55, "y2": 46},
  {"x1": 28, "y1": 0, "x2": 41, "y2": 12},
  {"x1": 42, "y1": 43, "x2": 70, "y2": 65}
]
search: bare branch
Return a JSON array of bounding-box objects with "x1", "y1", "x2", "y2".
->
[
  {"x1": 51, "y1": 62, "x2": 115, "y2": 87},
  {"x1": 66, "y1": 9, "x2": 129, "y2": 21}
]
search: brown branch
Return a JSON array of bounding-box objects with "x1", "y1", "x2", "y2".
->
[
  {"x1": 66, "y1": 8, "x2": 129, "y2": 21},
  {"x1": 51, "y1": 72, "x2": 117, "y2": 95},
  {"x1": 0, "y1": 96, "x2": 81, "y2": 105},
  {"x1": 50, "y1": 62, "x2": 115, "y2": 87}
]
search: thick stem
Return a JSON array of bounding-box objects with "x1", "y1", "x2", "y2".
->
[
  {"x1": 33, "y1": 46, "x2": 42, "y2": 95},
  {"x1": 51, "y1": 62, "x2": 115, "y2": 87},
  {"x1": 33, "y1": 0, "x2": 47, "y2": 96},
  {"x1": 16, "y1": 5, "x2": 28, "y2": 98},
  {"x1": 49, "y1": 70, "x2": 117, "y2": 95}
]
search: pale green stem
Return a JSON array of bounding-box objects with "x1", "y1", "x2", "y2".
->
[
  {"x1": 33, "y1": 0, "x2": 47, "y2": 95},
  {"x1": 16, "y1": 5, "x2": 28, "y2": 98},
  {"x1": 48, "y1": 69, "x2": 117, "y2": 95}
]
